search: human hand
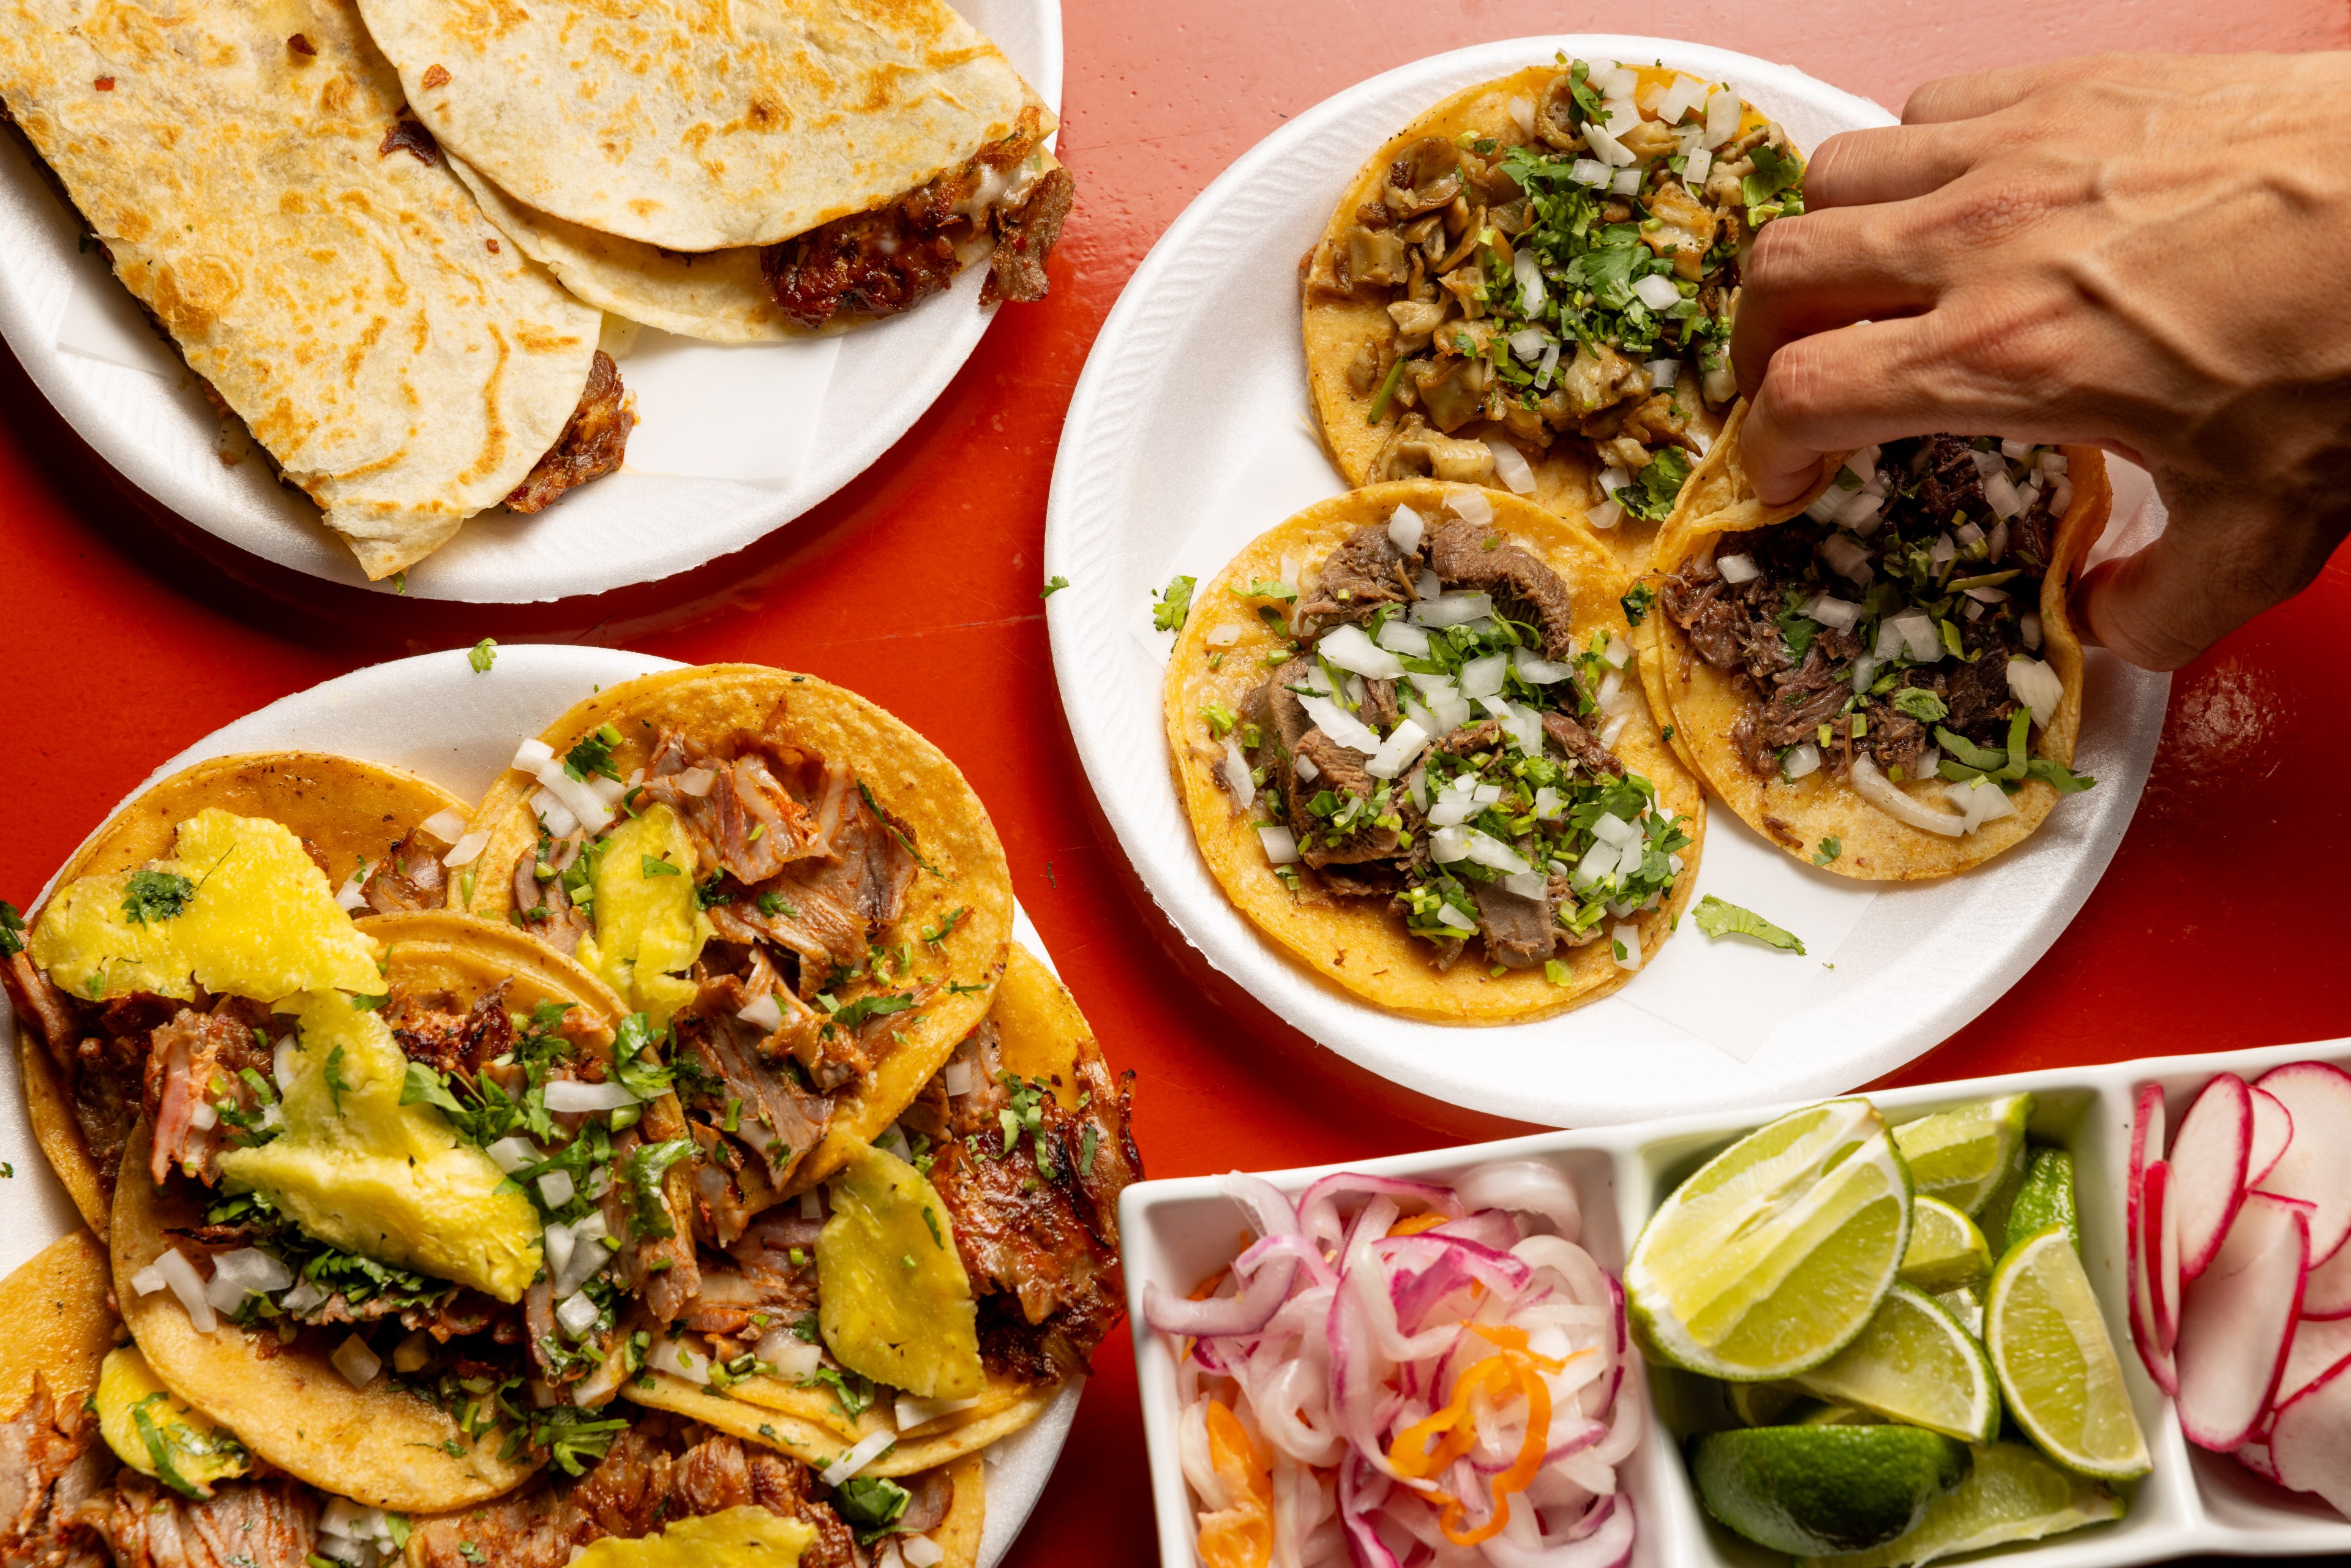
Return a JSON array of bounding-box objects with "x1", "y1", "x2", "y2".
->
[{"x1": 1728, "y1": 51, "x2": 2351, "y2": 670}]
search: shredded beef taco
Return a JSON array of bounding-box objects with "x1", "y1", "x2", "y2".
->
[
  {"x1": 1637, "y1": 405, "x2": 2112, "y2": 877},
  {"x1": 1168, "y1": 481, "x2": 1705, "y2": 1023},
  {"x1": 1, "y1": 752, "x2": 468, "y2": 1233},
  {"x1": 624, "y1": 942, "x2": 1139, "y2": 1476},
  {"x1": 459, "y1": 665, "x2": 1014, "y2": 1217},
  {"x1": 1303, "y1": 58, "x2": 1805, "y2": 571}
]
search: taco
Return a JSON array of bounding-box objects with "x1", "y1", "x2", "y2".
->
[
  {"x1": 1167, "y1": 480, "x2": 1704, "y2": 1023},
  {"x1": 0, "y1": 0, "x2": 630, "y2": 580},
  {"x1": 1637, "y1": 408, "x2": 2112, "y2": 876},
  {"x1": 0, "y1": 1236, "x2": 989, "y2": 1567},
  {"x1": 1, "y1": 752, "x2": 468, "y2": 1233},
  {"x1": 1302, "y1": 56, "x2": 1804, "y2": 571},
  {"x1": 623, "y1": 941, "x2": 1140, "y2": 1476},
  {"x1": 459, "y1": 664, "x2": 1014, "y2": 1212}
]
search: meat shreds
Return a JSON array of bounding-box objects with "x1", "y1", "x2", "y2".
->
[
  {"x1": 668, "y1": 1210, "x2": 821, "y2": 1339},
  {"x1": 636, "y1": 732, "x2": 848, "y2": 885},
  {"x1": 1426, "y1": 519, "x2": 1578, "y2": 659},
  {"x1": 0, "y1": 1376, "x2": 112, "y2": 1568},
  {"x1": 1300, "y1": 522, "x2": 1414, "y2": 621},
  {"x1": 1540, "y1": 711, "x2": 1625, "y2": 778},
  {"x1": 96, "y1": 1475, "x2": 321, "y2": 1568},
  {"x1": 983, "y1": 164, "x2": 1074, "y2": 306},
  {"x1": 388, "y1": 986, "x2": 514, "y2": 1077},
  {"x1": 144, "y1": 1005, "x2": 269, "y2": 1185},
  {"x1": 505, "y1": 350, "x2": 633, "y2": 515},
  {"x1": 597, "y1": 1119, "x2": 702, "y2": 1325},
  {"x1": 360, "y1": 824, "x2": 447, "y2": 912},
  {"x1": 706, "y1": 784, "x2": 918, "y2": 985},
  {"x1": 1, "y1": 955, "x2": 157, "y2": 1207},
  {"x1": 668, "y1": 973, "x2": 830, "y2": 1194}
]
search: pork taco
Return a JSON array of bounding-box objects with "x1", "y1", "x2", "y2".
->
[
  {"x1": 1166, "y1": 480, "x2": 1704, "y2": 1022},
  {"x1": 1, "y1": 752, "x2": 469, "y2": 1233},
  {"x1": 1637, "y1": 407, "x2": 2111, "y2": 876},
  {"x1": 0, "y1": 1234, "x2": 991, "y2": 1567},
  {"x1": 623, "y1": 942, "x2": 1138, "y2": 1476},
  {"x1": 1302, "y1": 57, "x2": 1804, "y2": 571},
  {"x1": 458, "y1": 666, "x2": 1014, "y2": 1212},
  {"x1": 0, "y1": 0, "x2": 631, "y2": 580}
]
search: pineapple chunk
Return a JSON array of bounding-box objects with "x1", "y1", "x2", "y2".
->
[
  {"x1": 575, "y1": 804, "x2": 711, "y2": 1029},
  {"x1": 573, "y1": 1507, "x2": 814, "y2": 1566},
  {"x1": 817, "y1": 1144, "x2": 983, "y2": 1400}
]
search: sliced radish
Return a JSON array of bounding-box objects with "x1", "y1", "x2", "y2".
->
[
  {"x1": 2304, "y1": 1237, "x2": 2351, "y2": 1320},
  {"x1": 2128, "y1": 1153, "x2": 2177, "y2": 1394},
  {"x1": 2237, "y1": 1438, "x2": 2281, "y2": 1484},
  {"x1": 2170, "y1": 1073, "x2": 2253, "y2": 1280},
  {"x1": 2271, "y1": 1354, "x2": 2351, "y2": 1514},
  {"x1": 2175, "y1": 1191, "x2": 2309, "y2": 1451},
  {"x1": 2252, "y1": 1062, "x2": 2351, "y2": 1265},
  {"x1": 2145, "y1": 1160, "x2": 2182, "y2": 1354},
  {"x1": 2249, "y1": 1087, "x2": 2295, "y2": 1186},
  {"x1": 2277, "y1": 1314, "x2": 2351, "y2": 1411},
  {"x1": 2129, "y1": 1082, "x2": 2166, "y2": 1196}
]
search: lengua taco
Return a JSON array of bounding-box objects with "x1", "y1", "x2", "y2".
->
[
  {"x1": 0, "y1": 1232, "x2": 991, "y2": 1567},
  {"x1": 1166, "y1": 480, "x2": 1705, "y2": 1023},
  {"x1": 458, "y1": 665, "x2": 1015, "y2": 1216},
  {"x1": 1302, "y1": 57, "x2": 1804, "y2": 571},
  {"x1": 1, "y1": 752, "x2": 469, "y2": 1233},
  {"x1": 624, "y1": 940, "x2": 1136, "y2": 1488},
  {"x1": 1638, "y1": 407, "x2": 2112, "y2": 876}
]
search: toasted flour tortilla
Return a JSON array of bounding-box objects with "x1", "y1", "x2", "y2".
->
[
  {"x1": 360, "y1": 0, "x2": 1034, "y2": 253},
  {"x1": 0, "y1": 0, "x2": 602, "y2": 579},
  {"x1": 462, "y1": 666, "x2": 1013, "y2": 1192},
  {"x1": 1635, "y1": 405, "x2": 2112, "y2": 878},
  {"x1": 1167, "y1": 481, "x2": 1704, "y2": 1024},
  {"x1": 8, "y1": 753, "x2": 463, "y2": 1234}
]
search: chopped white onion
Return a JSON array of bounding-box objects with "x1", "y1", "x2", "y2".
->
[
  {"x1": 1630, "y1": 274, "x2": 1682, "y2": 312},
  {"x1": 1458, "y1": 653, "x2": 1509, "y2": 700},
  {"x1": 205, "y1": 1248, "x2": 293, "y2": 1312},
  {"x1": 1609, "y1": 166, "x2": 1643, "y2": 195},
  {"x1": 555, "y1": 1291, "x2": 602, "y2": 1339},
  {"x1": 737, "y1": 992, "x2": 786, "y2": 1033},
  {"x1": 899, "y1": 1536, "x2": 946, "y2": 1568},
  {"x1": 1532, "y1": 787, "x2": 1564, "y2": 820},
  {"x1": 1220, "y1": 738, "x2": 1256, "y2": 809},
  {"x1": 1948, "y1": 778, "x2": 2019, "y2": 831},
  {"x1": 1805, "y1": 594, "x2": 1862, "y2": 632},
  {"x1": 1536, "y1": 338, "x2": 1562, "y2": 387},
  {"x1": 1363, "y1": 719, "x2": 1430, "y2": 781},
  {"x1": 822, "y1": 1430, "x2": 899, "y2": 1487},
  {"x1": 756, "y1": 1330, "x2": 823, "y2": 1382},
  {"x1": 1434, "y1": 902, "x2": 1477, "y2": 933},
  {"x1": 1569, "y1": 156, "x2": 1612, "y2": 186},
  {"x1": 1588, "y1": 498, "x2": 1624, "y2": 530},
  {"x1": 1930, "y1": 533, "x2": 1957, "y2": 571},
  {"x1": 649, "y1": 1337, "x2": 710, "y2": 1385},
  {"x1": 1386, "y1": 505, "x2": 1427, "y2": 555},
  {"x1": 1295, "y1": 692, "x2": 1382, "y2": 754},
  {"x1": 1682, "y1": 145, "x2": 1713, "y2": 186},
  {"x1": 1971, "y1": 448, "x2": 2006, "y2": 478},
  {"x1": 512, "y1": 737, "x2": 556, "y2": 773},
  {"x1": 486, "y1": 1135, "x2": 541, "y2": 1174},
  {"x1": 1612, "y1": 923, "x2": 1643, "y2": 971},
  {"x1": 538, "y1": 1171, "x2": 576, "y2": 1209},
  {"x1": 1512, "y1": 649, "x2": 1573, "y2": 685},
  {"x1": 555, "y1": 1212, "x2": 612, "y2": 1296},
  {"x1": 1512, "y1": 248, "x2": 1548, "y2": 318},
  {"x1": 1376, "y1": 620, "x2": 1430, "y2": 658},
  {"x1": 1409, "y1": 591, "x2": 1495, "y2": 629},
  {"x1": 1318, "y1": 623, "x2": 1404, "y2": 680},
  {"x1": 1582, "y1": 121, "x2": 1635, "y2": 167},
  {"x1": 1963, "y1": 585, "x2": 2009, "y2": 605},
  {"x1": 1851, "y1": 653, "x2": 1878, "y2": 695},
  {"x1": 187, "y1": 1098, "x2": 218, "y2": 1131},
  {"x1": 413, "y1": 809, "x2": 467, "y2": 846},
  {"x1": 2000, "y1": 437, "x2": 2033, "y2": 461},
  {"x1": 130, "y1": 1264, "x2": 168, "y2": 1297},
  {"x1": 1293, "y1": 753, "x2": 1320, "y2": 784},
  {"x1": 1590, "y1": 812, "x2": 1637, "y2": 849},
  {"x1": 1804, "y1": 487, "x2": 1848, "y2": 525},
  {"x1": 528, "y1": 789, "x2": 580, "y2": 839},
  {"x1": 541, "y1": 1221, "x2": 577, "y2": 1286},
  {"x1": 334, "y1": 870, "x2": 370, "y2": 913},
  {"x1": 1602, "y1": 634, "x2": 1632, "y2": 670},
  {"x1": 1446, "y1": 488, "x2": 1494, "y2": 526},
  {"x1": 2049, "y1": 478, "x2": 2074, "y2": 517},
  {"x1": 274, "y1": 1036, "x2": 298, "y2": 1092},
  {"x1": 1500, "y1": 871, "x2": 1549, "y2": 901},
  {"x1": 2006, "y1": 656, "x2": 2063, "y2": 729},
  {"x1": 1257, "y1": 825, "x2": 1301, "y2": 865},
  {"x1": 332, "y1": 1335, "x2": 381, "y2": 1389},
  {"x1": 280, "y1": 1278, "x2": 325, "y2": 1313},
  {"x1": 896, "y1": 1393, "x2": 982, "y2": 1432},
  {"x1": 544, "y1": 1079, "x2": 638, "y2": 1114},
  {"x1": 1645, "y1": 358, "x2": 1680, "y2": 389},
  {"x1": 1715, "y1": 552, "x2": 1760, "y2": 584},
  {"x1": 1782, "y1": 743, "x2": 1823, "y2": 781},
  {"x1": 440, "y1": 830, "x2": 490, "y2": 869},
  {"x1": 1507, "y1": 326, "x2": 1549, "y2": 363},
  {"x1": 1703, "y1": 87, "x2": 1742, "y2": 148},
  {"x1": 1851, "y1": 755, "x2": 1966, "y2": 836},
  {"x1": 1984, "y1": 470, "x2": 2025, "y2": 519},
  {"x1": 1884, "y1": 609, "x2": 1940, "y2": 662},
  {"x1": 1507, "y1": 95, "x2": 1536, "y2": 137},
  {"x1": 1819, "y1": 533, "x2": 1873, "y2": 584},
  {"x1": 1487, "y1": 439, "x2": 1538, "y2": 494},
  {"x1": 2021, "y1": 611, "x2": 2044, "y2": 650}
]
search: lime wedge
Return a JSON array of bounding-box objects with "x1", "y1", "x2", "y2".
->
[
  {"x1": 1800, "y1": 1441, "x2": 2123, "y2": 1568},
  {"x1": 1987, "y1": 1226, "x2": 2151, "y2": 1480},
  {"x1": 1692, "y1": 1425, "x2": 1970, "y2": 1556},
  {"x1": 2005, "y1": 1149, "x2": 2079, "y2": 1255},
  {"x1": 1628, "y1": 1099, "x2": 1913, "y2": 1380},
  {"x1": 1894, "y1": 1094, "x2": 2033, "y2": 1217},
  {"x1": 1799, "y1": 1403, "x2": 1886, "y2": 1426},
  {"x1": 1730, "y1": 1381, "x2": 1804, "y2": 1426},
  {"x1": 1795, "y1": 1283, "x2": 2001, "y2": 1442},
  {"x1": 1934, "y1": 1283, "x2": 1985, "y2": 1340},
  {"x1": 1900, "y1": 1196, "x2": 1991, "y2": 1291}
]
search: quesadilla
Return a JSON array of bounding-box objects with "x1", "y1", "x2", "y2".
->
[{"x1": 0, "y1": 0, "x2": 631, "y2": 580}]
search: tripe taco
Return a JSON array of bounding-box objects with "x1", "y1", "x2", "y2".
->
[
  {"x1": 1637, "y1": 406, "x2": 2112, "y2": 876},
  {"x1": 1166, "y1": 480, "x2": 1704, "y2": 1023},
  {"x1": 459, "y1": 665, "x2": 1014, "y2": 1216},
  {"x1": 2, "y1": 751, "x2": 468, "y2": 1232},
  {"x1": 1302, "y1": 56, "x2": 1805, "y2": 572},
  {"x1": 625, "y1": 942, "x2": 1140, "y2": 1478}
]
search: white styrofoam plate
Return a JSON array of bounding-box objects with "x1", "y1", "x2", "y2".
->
[
  {"x1": 1122, "y1": 1038, "x2": 2351, "y2": 1567},
  {"x1": 0, "y1": 1, "x2": 1059, "y2": 603},
  {"x1": 0, "y1": 646, "x2": 1074, "y2": 1566},
  {"x1": 1044, "y1": 36, "x2": 2170, "y2": 1127}
]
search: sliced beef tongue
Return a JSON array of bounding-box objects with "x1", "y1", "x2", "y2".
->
[
  {"x1": 1426, "y1": 519, "x2": 1578, "y2": 660},
  {"x1": 1469, "y1": 878, "x2": 1556, "y2": 968},
  {"x1": 1289, "y1": 731, "x2": 1401, "y2": 868},
  {"x1": 1300, "y1": 523, "x2": 1417, "y2": 621},
  {"x1": 1540, "y1": 711, "x2": 1624, "y2": 778}
]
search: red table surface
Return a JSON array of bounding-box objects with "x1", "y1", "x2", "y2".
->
[{"x1": 5, "y1": 2, "x2": 2349, "y2": 1560}]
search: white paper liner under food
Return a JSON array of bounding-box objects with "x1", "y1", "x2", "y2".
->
[
  {"x1": 0, "y1": 0, "x2": 1060, "y2": 602},
  {"x1": 0, "y1": 646, "x2": 1076, "y2": 1564},
  {"x1": 1048, "y1": 34, "x2": 2170, "y2": 1122}
]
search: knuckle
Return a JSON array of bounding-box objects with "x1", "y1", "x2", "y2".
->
[{"x1": 1760, "y1": 340, "x2": 1839, "y2": 426}]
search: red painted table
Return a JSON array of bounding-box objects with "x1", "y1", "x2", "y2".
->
[{"x1": 4, "y1": 2, "x2": 2348, "y2": 1559}]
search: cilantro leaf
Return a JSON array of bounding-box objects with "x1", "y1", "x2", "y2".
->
[
  {"x1": 612, "y1": 1015, "x2": 675, "y2": 1100},
  {"x1": 625, "y1": 1139, "x2": 696, "y2": 1240},
  {"x1": 1152, "y1": 575, "x2": 1196, "y2": 633},
  {"x1": 564, "y1": 724, "x2": 624, "y2": 784},
  {"x1": 1891, "y1": 688, "x2": 1949, "y2": 722},
  {"x1": 400, "y1": 1062, "x2": 465, "y2": 1117},
  {"x1": 0, "y1": 901, "x2": 22, "y2": 958},
  {"x1": 1039, "y1": 576, "x2": 1070, "y2": 598},
  {"x1": 1742, "y1": 144, "x2": 1805, "y2": 217},
  {"x1": 468, "y1": 637, "x2": 497, "y2": 673},
  {"x1": 2027, "y1": 758, "x2": 2096, "y2": 795},
  {"x1": 1812, "y1": 837, "x2": 1842, "y2": 867},
  {"x1": 834, "y1": 1474, "x2": 912, "y2": 1543},
  {"x1": 640, "y1": 855, "x2": 681, "y2": 879},
  {"x1": 121, "y1": 870, "x2": 194, "y2": 926},
  {"x1": 1935, "y1": 726, "x2": 2008, "y2": 773},
  {"x1": 1620, "y1": 582, "x2": 1656, "y2": 626},
  {"x1": 323, "y1": 1045, "x2": 351, "y2": 1113},
  {"x1": 831, "y1": 991, "x2": 917, "y2": 1031},
  {"x1": 1693, "y1": 895, "x2": 1807, "y2": 955},
  {"x1": 757, "y1": 891, "x2": 800, "y2": 919}
]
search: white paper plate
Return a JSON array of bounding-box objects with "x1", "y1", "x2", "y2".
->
[
  {"x1": 1044, "y1": 36, "x2": 2170, "y2": 1127},
  {"x1": 0, "y1": 1, "x2": 1059, "y2": 603},
  {"x1": 0, "y1": 646, "x2": 1074, "y2": 1566}
]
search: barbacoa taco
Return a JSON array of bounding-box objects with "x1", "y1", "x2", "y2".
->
[
  {"x1": 0, "y1": 1232, "x2": 991, "y2": 1567},
  {"x1": 626, "y1": 942, "x2": 1141, "y2": 1476},
  {"x1": 1, "y1": 752, "x2": 468, "y2": 1233},
  {"x1": 459, "y1": 665, "x2": 1015, "y2": 1215},
  {"x1": 1166, "y1": 480, "x2": 1704, "y2": 1023},
  {"x1": 1302, "y1": 56, "x2": 1804, "y2": 569},
  {"x1": 1638, "y1": 407, "x2": 2111, "y2": 876}
]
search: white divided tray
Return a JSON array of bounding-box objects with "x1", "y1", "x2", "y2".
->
[{"x1": 1120, "y1": 1040, "x2": 2351, "y2": 1567}]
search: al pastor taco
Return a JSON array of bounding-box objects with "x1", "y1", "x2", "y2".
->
[
  {"x1": 1638, "y1": 407, "x2": 2112, "y2": 876},
  {"x1": 458, "y1": 665, "x2": 1014, "y2": 1215},
  {"x1": 1, "y1": 752, "x2": 468, "y2": 1233},
  {"x1": 1166, "y1": 481, "x2": 1704, "y2": 1022},
  {"x1": 1302, "y1": 57, "x2": 1804, "y2": 570},
  {"x1": 623, "y1": 942, "x2": 1140, "y2": 1477}
]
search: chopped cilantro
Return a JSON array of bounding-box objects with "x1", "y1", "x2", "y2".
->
[
  {"x1": 1236, "y1": 579, "x2": 1299, "y2": 602},
  {"x1": 1812, "y1": 837, "x2": 1843, "y2": 867},
  {"x1": 2027, "y1": 758, "x2": 2096, "y2": 795},
  {"x1": 834, "y1": 1474, "x2": 912, "y2": 1543},
  {"x1": 468, "y1": 637, "x2": 497, "y2": 673},
  {"x1": 757, "y1": 891, "x2": 800, "y2": 919},
  {"x1": 639, "y1": 854, "x2": 680, "y2": 879},
  {"x1": 1891, "y1": 688, "x2": 1949, "y2": 722},
  {"x1": 831, "y1": 991, "x2": 917, "y2": 1031},
  {"x1": 800, "y1": 1364, "x2": 875, "y2": 1420},
  {"x1": 0, "y1": 901, "x2": 23, "y2": 958},
  {"x1": 1039, "y1": 576, "x2": 1070, "y2": 598},
  {"x1": 121, "y1": 870, "x2": 194, "y2": 926},
  {"x1": 624, "y1": 1139, "x2": 695, "y2": 1240},
  {"x1": 323, "y1": 1045, "x2": 351, "y2": 1113},
  {"x1": 1742, "y1": 143, "x2": 1806, "y2": 219},
  {"x1": 1620, "y1": 582, "x2": 1656, "y2": 626},
  {"x1": 564, "y1": 724, "x2": 624, "y2": 784},
  {"x1": 1692, "y1": 895, "x2": 1806, "y2": 955},
  {"x1": 1613, "y1": 448, "x2": 1693, "y2": 524},
  {"x1": 1152, "y1": 574, "x2": 1196, "y2": 633},
  {"x1": 1199, "y1": 700, "x2": 1237, "y2": 739}
]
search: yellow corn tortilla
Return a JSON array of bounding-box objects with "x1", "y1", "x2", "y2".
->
[
  {"x1": 1302, "y1": 66, "x2": 1772, "y2": 575},
  {"x1": 11, "y1": 754, "x2": 464, "y2": 1235},
  {"x1": 628, "y1": 1368, "x2": 1057, "y2": 1479},
  {"x1": 1166, "y1": 480, "x2": 1704, "y2": 1023},
  {"x1": 460, "y1": 665, "x2": 1011, "y2": 1193},
  {"x1": 358, "y1": 0, "x2": 1035, "y2": 254},
  {"x1": 0, "y1": 1230, "x2": 119, "y2": 1417},
  {"x1": 1634, "y1": 403, "x2": 2112, "y2": 877}
]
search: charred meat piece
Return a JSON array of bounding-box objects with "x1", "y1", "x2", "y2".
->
[
  {"x1": 1287, "y1": 731, "x2": 1401, "y2": 868},
  {"x1": 707, "y1": 786, "x2": 917, "y2": 986},
  {"x1": 1426, "y1": 519, "x2": 1578, "y2": 660},
  {"x1": 504, "y1": 351, "x2": 633, "y2": 515},
  {"x1": 984, "y1": 164, "x2": 1074, "y2": 306},
  {"x1": 388, "y1": 986, "x2": 514, "y2": 1078},
  {"x1": 509, "y1": 832, "x2": 592, "y2": 958},
  {"x1": 636, "y1": 734, "x2": 849, "y2": 885},
  {"x1": 1300, "y1": 522, "x2": 1417, "y2": 621},
  {"x1": 360, "y1": 824, "x2": 448, "y2": 912},
  {"x1": 669, "y1": 1210, "x2": 822, "y2": 1338}
]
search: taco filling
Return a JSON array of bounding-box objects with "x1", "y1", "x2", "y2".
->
[
  {"x1": 1657, "y1": 434, "x2": 2096, "y2": 831},
  {"x1": 1213, "y1": 504, "x2": 1693, "y2": 972},
  {"x1": 1314, "y1": 59, "x2": 1799, "y2": 523}
]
